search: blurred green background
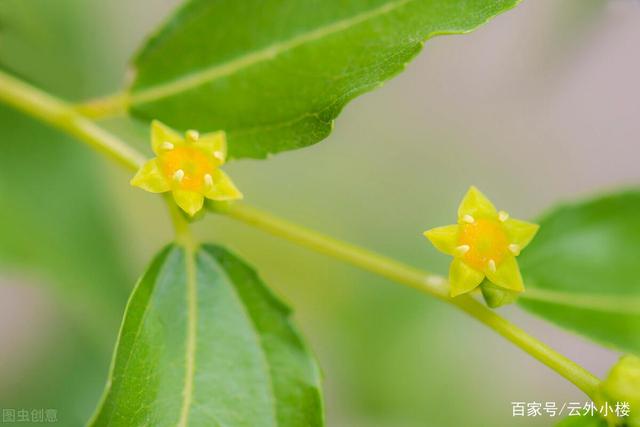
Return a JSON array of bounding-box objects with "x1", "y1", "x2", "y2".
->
[{"x1": 0, "y1": 0, "x2": 638, "y2": 426}]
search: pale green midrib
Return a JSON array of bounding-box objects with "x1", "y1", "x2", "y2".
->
[
  {"x1": 177, "y1": 247, "x2": 198, "y2": 427},
  {"x1": 131, "y1": 0, "x2": 414, "y2": 105},
  {"x1": 521, "y1": 287, "x2": 640, "y2": 315},
  {"x1": 200, "y1": 251, "x2": 279, "y2": 426}
]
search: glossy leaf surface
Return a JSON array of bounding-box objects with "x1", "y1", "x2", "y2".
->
[
  {"x1": 91, "y1": 244, "x2": 323, "y2": 426},
  {"x1": 519, "y1": 191, "x2": 640, "y2": 354},
  {"x1": 130, "y1": 0, "x2": 520, "y2": 158}
]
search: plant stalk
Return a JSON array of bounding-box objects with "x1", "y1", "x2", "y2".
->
[
  {"x1": 0, "y1": 71, "x2": 143, "y2": 171},
  {"x1": 75, "y1": 92, "x2": 129, "y2": 119},
  {"x1": 212, "y1": 202, "x2": 602, "y2": 399},
  {"x1": 0, "y1": 68, "x2": 601, "y2": 399}
]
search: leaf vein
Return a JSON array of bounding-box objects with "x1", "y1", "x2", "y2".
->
[
  {"x1": 131, "y1": 0, "x2": 414, "y2": 104},
  {"x1": 176, "y1": 246, "x2": 198, "y2": 427},
  {"x1": 521, "y1": 287, "x2": 640, "y2": 315}
]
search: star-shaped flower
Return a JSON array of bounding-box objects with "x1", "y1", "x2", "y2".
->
[
  {"x1": 131, "y1": 120, "x2": 242, "y2": 216},
  {"x1": 424, "y1": 186, "x2": 539, "y2": 297}
]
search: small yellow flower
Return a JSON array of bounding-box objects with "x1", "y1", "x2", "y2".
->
[
  {"x1": 424, "y1": 186, "x2": 539, "y2": 297},
  {"x1": 131, "y1": 120, "x2": 242, "y2": 216}
]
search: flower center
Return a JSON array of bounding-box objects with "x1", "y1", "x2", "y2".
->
[
  {"x1": 160, "y1": 146, "x2": 216, "y2": 191},
  {"x1": 458, "y1": 218, "x2": 509, "y2": 271}
]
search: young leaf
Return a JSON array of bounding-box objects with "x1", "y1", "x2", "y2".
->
[
  {"x1": 129, "y1": 0, "x2": 520, "y2": 159},
  {"x1": 90, "y1": 244, "x2": 323, "y2": 427},
  {"x1": 518, "y1": 191, "x2": 640, "y2": 355}
]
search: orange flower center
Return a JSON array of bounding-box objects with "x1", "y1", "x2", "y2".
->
[
  {"x1": 458, "y1": 218, "x2": 509, "y2": 271},
  {"x1": 160, "y1": 146, "x2": 216, "y2": 192}
]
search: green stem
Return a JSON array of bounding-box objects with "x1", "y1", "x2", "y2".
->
[
  {"x1": 213, "y1": 202, "x2": 601, "y2": 398},
  {"x1": 0, "y1": 68, "x2": 601, "y2": 399},
  {"x1": 74, "y1": 92, "x2": 129, "y2": 119},
  {"x1": 167, "y1": 196, "x2": 197, "y2": 250},
  {"x1": 211, "y1": 202, "x2": 450, "y2": 300},
  {"x1": 0, "y1": 71, "x2": 142, "y2": 171}
]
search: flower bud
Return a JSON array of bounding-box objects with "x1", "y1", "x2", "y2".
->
[
  {"x1": 599, "y1": 355, "x2": 640, "y2": 427},
  {"x1": 480, "y1": 279, "x2": 520, "y2": 308}
]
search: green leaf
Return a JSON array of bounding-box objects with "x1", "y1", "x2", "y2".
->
[
  {"x1": 518, "y1": 191, "x2": 640, "y2": 355},
  {"x1": 555, "y1": 415, "x2": 607, "y2": 427},
  {"x1": 129, "y1": 0, "x2": 520, "y2": 159},
  {"x1": 90, "y1": 244, "x2": 324, "y2": 426}
]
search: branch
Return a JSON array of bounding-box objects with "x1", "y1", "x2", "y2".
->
[{"x1": 0, "y1": 68, "x2": 601, "y2": 399}]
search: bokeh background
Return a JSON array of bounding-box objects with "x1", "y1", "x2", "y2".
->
[{"x1": 1, "y1": 0, "x2": 639, "y2": 426}]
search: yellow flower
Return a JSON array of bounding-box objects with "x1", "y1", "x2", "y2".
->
[
  {"x1": 131, "y1": 120, "x2": 242, "y2": 216},
  {"x1": 424, "y1": 186, "x2": 539, "y2": 297}
]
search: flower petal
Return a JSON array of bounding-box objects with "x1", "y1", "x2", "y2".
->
[
  {"x1": 449, "y1": 259, "x2": 484, "y2": 297},
  {"x1": 485, "y1": 256, "x2": 524, "y2": 292},
  {"x1": 204, "y1": 170, "x2": 243, "y2": 201},
  {"x1": 423, "y1": 225, "x2": 460, "y2": 256},
  {"x1": 151, "y1": 120, "x2": 183, "y2": 155},
  {"x1": 173, "y1": 190, "x2": 204, "y2": 217},
  {"x1": 457, "y1": 186, "x2": 497, "y2": 221},
  {"x1": 503, "y1": 218, "x2": 540, "y2": 250},
  {"x1": 130, "y1": 159, "x2": 170, "y2": 193},
  {"x1": 196, "y1": 131, "x2": 227, "y2": 164}
]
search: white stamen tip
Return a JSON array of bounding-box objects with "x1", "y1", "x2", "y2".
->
[
  {"x1": 498, "y1": 211, "x2": 509, "y2": 222},
  {"x1": 173, "y1": 169, "x2": 185, "y2": 182},
  {"x1": 463, "y1": 214, "x2": 475, "y2": 224},
  {"x1": 456, "y1": 244, "x2": 470, "y2": 255},
  {"x1": 509, "y1": 244, "x2": 520, "y2": 255},
  {"x1": 488, "y1": 259, "x2": 497, "y2": 272},
  {"x1": 161, "y1": 141, "x2": 174, "y2": 150},
  {"x1": 186, "y1": 130, "x2": 199, "y2": 141},
  {"x1": 213, "y1": 151, "x2": 224, "y2": 161},
  {"x1": 204, "y1": 173, "x2": 213, "y2": 187}
]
